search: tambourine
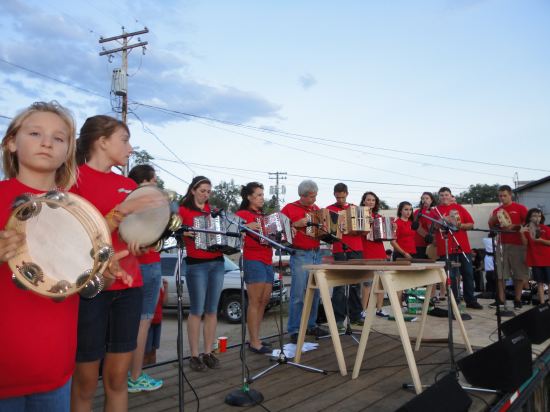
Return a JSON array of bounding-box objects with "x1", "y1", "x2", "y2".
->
[
  {"x1": 118, "y1": 185, "x2": 181, "y2": 251},
  {"x1": 6, "y1": 191, "x2": 114, "y2": 300},
  {"x1": 527, "y1": 222, "x2": 541, "y2": 239},
  {"x1": 496, "y1": 209, "x2": 512, "y2": 227}
]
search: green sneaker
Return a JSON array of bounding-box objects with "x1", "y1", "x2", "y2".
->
[
  {"x1": 337, "y1": 322, "x2": 346, "y2": 333},
  {"x1": 128, "y1": 372, "x2": 163, "y2": 393}
]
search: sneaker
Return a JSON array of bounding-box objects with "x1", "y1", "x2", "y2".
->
[
  {"x1": 128, "y1": 372, "x2": 163, "y2": 393},
  {"x1": 306, "y1": 326, "x2": 329, "y2": 337},
  {"x1": 202, "y1": 352, "x2": 220, "y2": 369},
  {"x1": 360, "y1": 310, "x2": 367, "y2": 320},
  {"x1": 466, "y1": 301, "x2": 483, "y2": 310},
  {"x1": 489, "y1": 300, "x2": 504, "y2": 308},
  {"x1": 350, "y1": 318, "x2": 364, "y2": 327},
  {"x1": 514, "y1": 301, "x2": 523, "y2": 310},
  {"x1": 336, "y1": 322, "x2": 346, "y2": 333},
  {"x1": 248, "y1": 344, "x2": 272, "y2": 354},
  {"x1": 376, "y1": 309, "x2": 390, "y2": 318},
  {"x1": 189, "y1": 356, "x2": 206, "y2": 372}
]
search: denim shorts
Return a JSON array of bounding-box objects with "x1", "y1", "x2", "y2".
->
[
  {"x1": 185, "y1": 260, "x2": 225, "y2": 315},
  {"x1": 243, "y1": 259, "x2": 274, "y2": 284},
  {"x1": 140, "y1": 262, "x2": 162, "y2": 320},
  {"x1": 0, "y1": 378, "x2": 71, "y2": 412},
  {"x1": 76, "y1": 287, "x2": 143, "y2": 362}
]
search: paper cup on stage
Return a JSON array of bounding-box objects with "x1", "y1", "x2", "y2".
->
[
  {"x1": 212, "y1": 340, "x2": 219, "y2": 353},
  {"x1": 218, "y1": 336, "x2": 228, "y2": 353}
]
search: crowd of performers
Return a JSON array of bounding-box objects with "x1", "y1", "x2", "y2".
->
[{"x1": 1, "y1": 101, "x2": 549, "y2": 411}]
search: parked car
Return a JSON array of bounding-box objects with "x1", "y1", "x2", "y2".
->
[
  {"x1": 272, "y1": 249, "x2": 291, "y2": 275},
  {"x1": 161, "y1": 252, "x2": 288, "y2": 323}
]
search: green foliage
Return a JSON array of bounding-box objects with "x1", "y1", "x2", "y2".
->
[
  {"x1": 129, "y1": 147, "x2": 165, "y2": 189},
  {"x1": 455, "y1": 183, "x2": 500, "y2": 204},
  {"x1": 264, "y1": 195, "x2": 280, "y2": 214},
  {"x1": 379, "y1": 199, "x2": 390, "y2": 210},
  {"x1": 209, "y1": 180, "x2": 241, "y2": 212}
]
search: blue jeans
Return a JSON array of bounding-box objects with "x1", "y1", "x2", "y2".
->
[
  {"x1": 140, "y1": 262, "x2": 162, "y2": 320},
  {"x1": 287, "y1": 249, "x2": 322, "y2": 335},
  {"x1": 331, "y1": 251, "x2": 363, "y2": 323},
  {"x1": 449, "y1": 253, "x2": 477, "y2": 304},
  {"x1": 0, "y1": 378, "x2": 70, "y2": 412},
  {"x1": 185, "y1": 260, "x2": 225, "y2": 315}
]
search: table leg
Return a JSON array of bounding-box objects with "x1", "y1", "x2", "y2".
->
[
  {"x1": 382, "y1": 274, "x2": 423, "y2": 394},
  {"x1": 415, "y1": 283, "x2": 433, "y2": 351},
  {"x1": 295, "y1": 272, "x2": 316, "y2": 363},
  {"x1": 316, "y1": 273, "x2": 348, "y2": 376},
  {"x1": 448, "y1": 289, "x2": 473, "y2": 354},
  {"x1": 352, "y1": 272, "x2": 379, "y2": 379}
]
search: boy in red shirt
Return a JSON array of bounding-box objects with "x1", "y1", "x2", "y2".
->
[{"x1": 488, "y1": 185, "x2": 528, "y2": 310}]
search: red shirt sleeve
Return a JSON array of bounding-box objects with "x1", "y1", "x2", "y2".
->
[{"x1": 235, "y1": 209, "x2": 272, "y2": 265}]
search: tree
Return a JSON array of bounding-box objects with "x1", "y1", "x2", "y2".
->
[
  {"x1": 264, "y1": 195, "x2": 280, "y2": 214},
  {"x1": 209, "y1": 180, "x2": 241, "y2": 212},
  {"x1": 455, "y1": 183, "x2": 500, "y2": 204},
  {"x1": 379, "y1": 199, "x2": 390, "y2": 210}
]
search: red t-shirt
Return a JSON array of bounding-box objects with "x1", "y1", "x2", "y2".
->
[
  {"x1": 413, "y1": 208, "x2": 432, "y2": 247},
  {"x1": 525, "y1": 225, "x2": 550, "y2": 267},
  {"x1": 490, "y1": 202, "x2": 528, "y2": 245},
  {"x1": 235, "y1": 209, "x2": 272, "y2": 265},
  {"x1": 281, "y1": 201, "x2": 321, "y2": 250},
  {"x1": 326, "y1": 203, "x2": 363, "y2": 254},
  {"x1": 361, "y1": 213, "x2": 387, "y2": 259},
  {"x1": 138, "y1": 250, "x2": 161, "y2": 265},
  {"x1": 430, "y1": 204, "x2": 473, "y2": 256},
  {"x1": 0, "y1": 179, "x2": 79, "y2": 398},
  {"x1": 152, "y1": 285, "x2": 165, "y2": 324},
  {"x1": 395, "y1": 218, "x2": 416, "y2": 255},
  {"x1": 71, "y1": 164, "x2": 142, "y2": 289},
  {"x1": 178, "y1": 204, "x2": 223, "y2": 260}
]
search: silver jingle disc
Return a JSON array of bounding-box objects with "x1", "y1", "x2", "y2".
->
[
  {"x1": 17, "y1": 262, "x2": 44, "y2": 286},
  {"x1": 77, "y1": 271, "x2": 104, "y2": 299},
  {"x1": 95, "y1": 245, "x2": 114, "y2": 263},
  {"x1": 11, "y1": 274, "x2": 28, "y2": 290},
  {"x1": 13, "y1": 195, "x2": 42, "y2": 221},
  {"x1": 48, "y1": 280, "x2": 72, "y2": 295},
  {"x1": 44, "y1": 190, "x2": 68, "y2": 208}
]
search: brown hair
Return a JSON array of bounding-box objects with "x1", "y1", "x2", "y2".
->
[
  {"x1": 128, "y1": 164, "x2": 156, "y2": 185},
  {"x1": 76, "y1": 115, "x2": 129, "y2": 165},
  {"x1": 181, "y1": 175, "x2": 212, "y2": 211},
  {"x1": 360, "y1": 191, "x2": 380, "y2": 213},
  {"x1": 1, "y1": 101, "x2": 77, "y2": 189}
]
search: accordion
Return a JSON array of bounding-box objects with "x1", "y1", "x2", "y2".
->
[
  {"x1": 193, "y1": 213, "x2": 243, "y2": 254},
  {"x1": 256, "y1": 212, "x2": 293, "y2": 246},
  {"x1": 340, "y1": 206, "x2": 371, "y2": 235},
  {"x1": 367, "y1": 216, "x2": 396, "y2": 241},
  {"x1": 305, "y1": 208, "x2": 343, "y2": 243}
]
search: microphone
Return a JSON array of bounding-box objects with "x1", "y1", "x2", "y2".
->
[
  {"x1": 411, "y1": 212, "x2": 421, "y2": 231},
  {"x1": 211, "y1": 208, "x2": 224, "y2": 218}
]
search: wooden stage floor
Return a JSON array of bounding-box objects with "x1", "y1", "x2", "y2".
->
[{"x1": 93, "y1": 330, "x2": 496, "y2": 411}]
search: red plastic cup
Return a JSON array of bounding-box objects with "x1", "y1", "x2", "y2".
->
[{"x1": 218, "y1": 336, "x2": 228, "y2": 353}]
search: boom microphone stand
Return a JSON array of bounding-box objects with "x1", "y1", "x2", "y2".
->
[{"x1": 221, "y1": 214, "x2": 325, "y2": 406}]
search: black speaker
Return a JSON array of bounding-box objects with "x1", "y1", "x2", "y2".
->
[
  {"x1": 502, "y1": 303, "x2": 550, "y2": 344},
  {"x1": 457, "y1": 330, "x2": 532, "y2": 392},
  {"x1": 396, "y1": 373, "x2": 472, "y2": 412}
]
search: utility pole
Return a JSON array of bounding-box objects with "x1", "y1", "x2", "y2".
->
[
  {"x1": 99, "y1": 27, "x2": 148, "y2": 175},
  {"x1": 269, "y1": 172, "x2": 287, "y2": 210}
]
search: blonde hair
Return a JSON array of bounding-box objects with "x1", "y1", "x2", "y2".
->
[{"x1": 1, "y1": 101, "x2": 77, "y2": 189}]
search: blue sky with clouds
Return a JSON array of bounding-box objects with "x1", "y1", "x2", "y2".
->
[{"x1": 1, "y1": 0, "x2": 549, "y2": 207}]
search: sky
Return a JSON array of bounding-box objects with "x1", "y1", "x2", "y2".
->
[{"x1": 1, "y1": 0, "x2": 549, "y2": 208}]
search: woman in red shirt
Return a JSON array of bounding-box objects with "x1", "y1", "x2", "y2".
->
[
  {"x1": 520, "y1": 208, "x2": 550, "y2": 304},
  {"x1": 71, "y1": 115, "x2": 158, "y2": 411},
  {"x1": 360, "y1": 191, "x2": 388, "y2": 317},
  {"x1": 236, "y1": 182, "x2": 274, "y2": 354},
  {"x1": 179, "y1": 176, "x2": 225, "y2": 371},
  {"x1": 391, "y1": 201, "x2": 416, "y2": 260}
]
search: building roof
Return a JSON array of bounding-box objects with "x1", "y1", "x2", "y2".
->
[{"x1": 514, "y1": 175, "x2": 550, "y2": 193}]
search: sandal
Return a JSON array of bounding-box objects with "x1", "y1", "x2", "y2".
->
[{"x1": 248, "y1": 344, "x2": 272, "y2": 354}]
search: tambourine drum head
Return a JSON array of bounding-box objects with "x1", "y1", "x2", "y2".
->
[{"x1": 118, "y1": 186, "x2": 171, "y2": 246}]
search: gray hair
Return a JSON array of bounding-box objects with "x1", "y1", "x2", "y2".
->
[{"x1": 298, "y1": 180, "x2": 318, "y2": 196}]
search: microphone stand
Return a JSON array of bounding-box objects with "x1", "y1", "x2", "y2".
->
[{"x1": 220, "y1": 214, "x2": 325, "y2": 407}]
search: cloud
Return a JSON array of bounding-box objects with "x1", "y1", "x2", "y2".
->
[
  {"x1": 0, "y1": 1, "x2": 280, "y2": 126},
  {"x1": 298, "y1": 73, "x2": 317, "y2": 90}
]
